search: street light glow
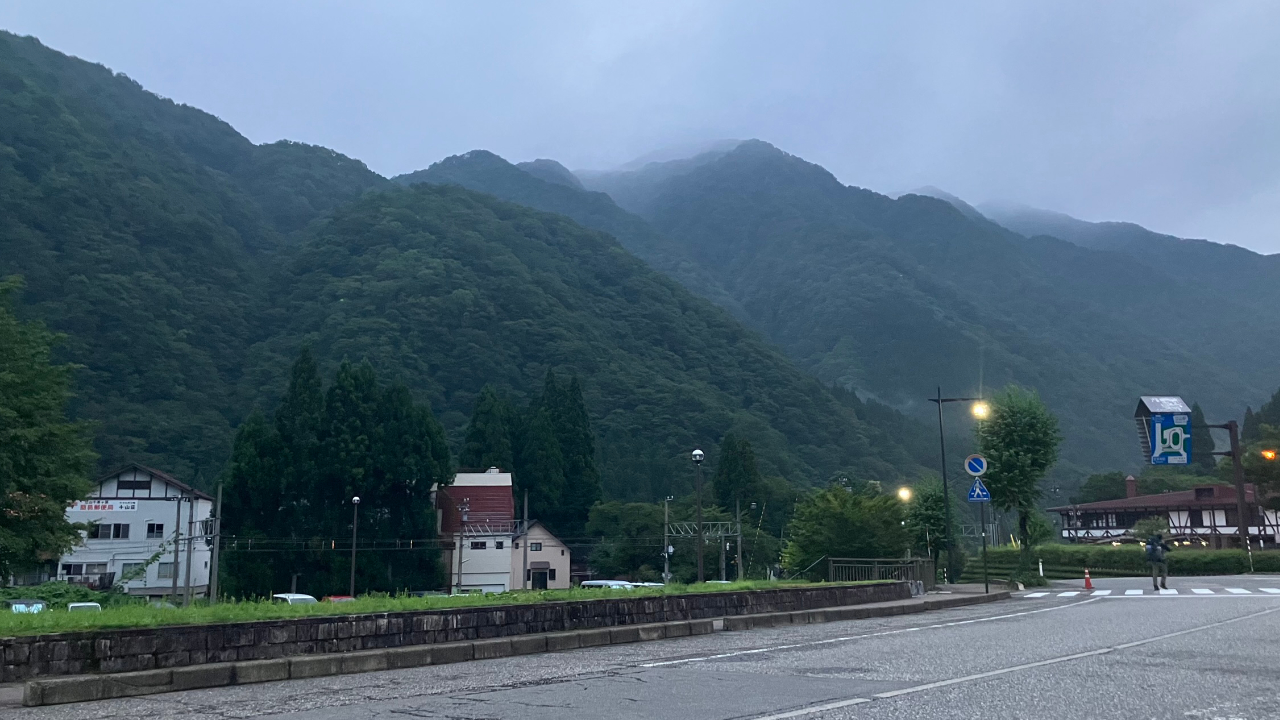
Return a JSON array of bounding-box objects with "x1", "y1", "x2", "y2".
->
[
  {"x1": 1262, "y1": 449, "x2": 1278, "y2": 461},
  {"x1": 971, "y1": 401, "x2": 990, "y2": 419},
  {"x1": 897, "y1": 486, "x2": 912, "y2": 502}
]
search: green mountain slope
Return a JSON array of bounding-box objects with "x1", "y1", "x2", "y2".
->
[
  {"x1": 248, "y1": 183, "x2": 922, "y2": 499},
  {"x1": 584, "y1": 140, "x2": 1276, "y2": 485}
]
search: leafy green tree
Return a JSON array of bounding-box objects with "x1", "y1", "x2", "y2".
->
[
  {"x1": 513, "y1": 406, "x2": 566, "y2": 529},
  {"x1": 905, "y1": 480, "x2": 949, "y2": 565},
  {"x1": 1243, "y1": 407, "x2": 1260, "y2": 444},
  {"x1": 1190, "y1": 403, "x2": 1216, "y2": 473},
  {"x1": 459, "y1": 385, "x2": 515, "y2": 470},
  {"x1": 976, "y1": 386, "x2": 1062, "y2": 574},
  {"x1": 1073, "y1": 471, "x2": 1128, "y2": 504},
  {"x1": 782, "y1": 484, "x2": 909, "y2": 579},
  {"x1": 540, "y1": 373, "x2": 600, "y2": 535},
  {"x1": 1130, "y1": 515, "x2": 1170, "y2": 539},
  {"x1": 0, "y1": 277, "x2": 96, "y2": 578},
  {"x1": 585, "y1": 501, "x2": 665, "y2": 580},
  {"x1": 1243, "y1": 424, "x2": 1280, "y2": 509}
]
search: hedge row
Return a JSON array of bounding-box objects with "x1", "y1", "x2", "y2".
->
[{"x1": 958, "y1": 546, "x2": 1280, "y2": 582}]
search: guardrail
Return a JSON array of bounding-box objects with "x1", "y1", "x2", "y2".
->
[{"x1": 828, "y1": 558, "x2": 935, "y2": 591}]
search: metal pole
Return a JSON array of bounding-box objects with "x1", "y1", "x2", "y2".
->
[
  {"x1": 736, "y1": 499, "x2": 744, "y2": 582},
  {"x1": 349, "y1": 497, "x2": 360, "y2": 597},
  {"x1": 934, "y1": 386, "x2": 954, "y2": 583},
  {"x1": 171, "y1": 495, "x2": 182, "y2": 603},
  {"x1": 695, "y1": 460, "x2": 705, "y2": 583},
  {"x1": 719, "y1": 533, "x2": 727, "y2": 581},
  {"x1": 663, "y1": 498, "x2": 671, "y2": 584},
  {"x1": 183, "y1": 496, "x2": 195, "y2": 606},
  {"x1": 209, "y1": 482, "x2": 223, "y2": 603},
  {"x1": 522, "y1": 490, "x2": 529, "y2": 590},
  {"x1": 1227, "y1": 421, "x2": 1254, "y2": 571},
  {"x1": 980, "y1": 500, "x2": 989, "y2": 594}
]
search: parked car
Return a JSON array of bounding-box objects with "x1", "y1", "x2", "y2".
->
[
  {"x1": 4, "y1": 599, "x2": 46, "y2": 614},
  {"x1": 579, "y1": 580, "x2": 634, "y2": 590},
  {"x1": 67, "y1": 602, "x2": 102, "y2": 612},
  {"x1": 271, "y1": 593, "x2": 318, "y2": 605}
]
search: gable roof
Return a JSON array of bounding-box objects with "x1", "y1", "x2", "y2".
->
[
  {"x1": 1048, "y1": 484, "x2": 1256, "y2": 513},
  {"x1": 94, "y1": 463, "x2": 214, "y2": 501}
]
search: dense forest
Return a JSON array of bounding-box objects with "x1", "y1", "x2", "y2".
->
[{"x1": 0, "y1": 32, "x2": 924, "y2": 504}]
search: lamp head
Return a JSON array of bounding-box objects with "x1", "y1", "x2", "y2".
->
[
  {"x1": 1262, "y1": 449, "x2": 1278, "y2": 461},
  {"x1": 897, "y1": 486, "x2": 913, "y2": 502},
  {"x1": 971, "y1": 401, "x2": 991, "y2": 420},
  {"x1": 352, "y1": 496, "x2": 361, "y2": 505},
  {"x1": 691, "y1": 448, "x2": 704, "y2": 464}
]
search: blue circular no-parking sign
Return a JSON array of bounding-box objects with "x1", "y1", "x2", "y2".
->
[{"x1": 964, "y1": 454, "x2": 988, "y2": 477}]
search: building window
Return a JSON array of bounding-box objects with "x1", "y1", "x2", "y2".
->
[
  {"x1": 84, "y1": 563, "x2": 107, "y2": 575},
  {"x1": 157, "y1": 562, "x2": 175, "y2": 580},
  {"x1": 471, "y1": 541, "x2": 487, "y2": 550},
  {"x1": 530, "y1": 542, "x2": 542, "y2": 551},
  {"x1": 513, "y1": 541, "x2": 519, "y2": 549},
  {"x1": 496, "y1": 541, "x2": 504, "y2": 550},
  {"x1": 147, "y1": 523, "x2": 165, "y2": 539},
  {"x1": 120, "y1": 562, "x2": 144, "y2": 580},
  {"x1": 89, "y1": 523, "x2": 130, "y2": 539},
  {"x1": 61, "y1": 563, "x2": 84, "y2": 576},
  {"x1": 117, "y1": 477, "x2": 151, "y2": 492},
  {"x1": 561, "y1": 549, "x2": 565, "y2": 556},
  {"x1": 549, "y1": 569, "x2": 556, "y2": 581}
]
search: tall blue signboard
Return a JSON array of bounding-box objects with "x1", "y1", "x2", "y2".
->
[{"x1": 1147, "y1": 412, "x2": 1191, "y2": 465}]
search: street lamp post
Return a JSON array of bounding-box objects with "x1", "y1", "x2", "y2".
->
[
  {"x1": 663, "y1": 496, "x2": 674, "y2": 584},
  {"x1": 349, "y1": 496, "x2": 360, "y2": 597},
  {"x1": 692, "y1": 449, "x2": 705, "y2": 583},
  {"x1": 928, "y1": 388, "x2": 988, "y2": 584}
]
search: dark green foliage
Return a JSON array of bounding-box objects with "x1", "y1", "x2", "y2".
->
[
  {"x1": 782, "y1": 485, "x2": 909, "y2": 578},
  {"x1": 0, "y1": 278, "x2": 97, "y2": 577},
  {"x1": 1244, "y1": 407, "x2": 1261, "y2": 443},
  {"x1": 1249, "y1": 388, "x2": 1280, "y2": 436},
  {"x1": 459, "y1": 385, "x2": 515, "y2": 470},
  {"x1": 585, "y1": 501, "x2": 665, "y2": 580},
  {"x1": 905, "y1": 480, "x2": 949, "y2": 565},
  {"x1": 513, "y1": 406, "x2": 566, "y2": 528},
  {"x1": 537, "y1": 373, "x2": 601, "y2": 536},
  {"x1": 220, "y1": 353, "x2": 451, "y2": 597},
  {"x1": 1072, "y1": 469, "x2": 1224, "y2": 505},
  {"x1": 976, "y1": 386, "x2": 1061, "y2": 567},
  {"x1": 713, "y1": 433, "x2": 763, "y2": 509},
  {"x1": 1190, "y1": 403, "x2": 1217, "y2": 472},
  {"x1": 965, "y1": 545, "x2": 1280, "y2": 580}
]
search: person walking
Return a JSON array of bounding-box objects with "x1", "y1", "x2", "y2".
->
[{"x1": 1147, "y1": 533, "x2": 1171, "y2": 590}]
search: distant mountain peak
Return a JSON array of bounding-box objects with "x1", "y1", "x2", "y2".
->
[
  {"x1": 516, "y1": 159, "x2": 583, "y2": 190},
  {"x1": 904, "y1": 186, "x2": 986, "y2": 222}
]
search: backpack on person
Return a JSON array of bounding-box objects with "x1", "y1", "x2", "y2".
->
[{"x1": 1146, "y1": 538, "x2": 1165, "y2": 562}]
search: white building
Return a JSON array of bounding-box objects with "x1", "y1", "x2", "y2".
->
[
  {"x1": 58, "y1": 464, "x2": 214, "y2": 600},
  {"x1": 435, "y1": 468, "x2": 571, "y2": 593}
]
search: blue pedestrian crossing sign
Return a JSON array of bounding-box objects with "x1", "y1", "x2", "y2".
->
[
  {"x1": 964, "y1": 454, "x2": 988, "y2": 477},
  {"x1": 967, "y1": 477, "x2": 991, "y2": 503}
]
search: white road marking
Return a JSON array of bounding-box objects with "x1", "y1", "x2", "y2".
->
[
  {"x1": 1125, "y1": 589, "x2": 1144, "y2": 595},
  {"x1": 1159, "y1": 588, "x2": 1178, "y2": 595},
  {"x1": 746, "y1": 605, "x2": 1280, "y2": 720},
  {"x1": 1058, "y1": 591, "x2": 1080, "y2": 597},
  {"x1": 639, "y1": 597, "x2": 1100, "y2": 668},
  {"x1": 1192, "y1": 589, "x2": 1214, "y2": 595},
  {"x1": 1091, "y1": 590, "x2": 1112, "y2": 596},
  {"x1": 1226, "y1": 588, "x2": 1251, "y2": 594},
  {"x1": 1261, "y1": 588, "x2": 1280, "y2": 594},
  {"x1": 1025, "y1": 592, "x2": 1049, "y2": 598}
]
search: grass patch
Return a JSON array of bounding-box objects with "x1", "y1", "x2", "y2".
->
[{"x1": 0, "y1": 580, "x2": 881, "y2": 637}]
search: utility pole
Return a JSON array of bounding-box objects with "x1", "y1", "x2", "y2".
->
[
  {"x1": 933, "y1": 387, "x2": 953, "y2": 583},
  {"x1": 663, "y1": 497, "x2": 672, "y2": 584},
  {"x1": 349, "y1": 496, "x2": 360, "y2": 597},
  {"x1": 455, "y1": 498, "x2": 469, "y2": 594},
  {"x1": 735, "y1": 498, "x2": 744, "y2": 582},
  {"x1": 1209, "y1": 420, "x2": 1254, "y2": 571},
  {"x1": 692, "y1": 449, "x2": 705, "y2": 582},
  {"x1": 719, "y1": 535, "x2": 727, "y2": 581},
  {"x1": 183, "y1": 496, "x2": 195, "y2": 606},
  {"x1": 208, "y1": 482, "x2": 223, "y2": 603},
  {"x1": 170, "y1": 494, "x2": 182, "y2": 604},
  {"x1": 521, "y1": 490, "x2": 529, "y2": 590}
]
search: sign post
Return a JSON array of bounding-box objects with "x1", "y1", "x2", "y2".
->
[{"x1": 965, "y1": 455, "x2": 991, "y2": 594}]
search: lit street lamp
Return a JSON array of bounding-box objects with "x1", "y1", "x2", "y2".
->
[
  {"x1": 1262, "y1": 449, "x2": 1278, "y2": 461},
  {"x1": 928, "y1": 388, "x2": 987, "y2": 584},
  {"x1": 349, "y1": 496, "x2": 360, "y2": 597},
  {"x1": 897, "y1": 486, "x2": 913, "y2": 502},
  {"x1": 692, "y1": 449, "x2": 706, "y2": 582}
]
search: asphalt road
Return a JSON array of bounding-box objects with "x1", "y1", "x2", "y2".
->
[{"x1": 12, "y1": 575, "x2": 1280, "y2": 720}]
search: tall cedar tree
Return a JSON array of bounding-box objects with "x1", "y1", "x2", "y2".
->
[
  {"x1": 220, "y1": 354, "x2": 451, "y2": 597},
  {"x1": 539, "y1": 373, "x2": 601, "y2": 536},
  {"x1": 713, "y1": 432, "x2": 763, "y2": 509},
  {"x1": 514, "y1": 406, "x2": 566, "y2": 527},
  {"x1": 1243, "y1": 407, "x2": 1260, "y2": 444},
  {"x1": 0, "y1": 277, "x2": 96, "y2": 577},
  {"x1": 976, "y1": 386, "x2": 1062, "y2": 574},
  {"x1": 1190, "y1": 403, "x2": 1217, "y2": 473},
  {"x1": 459, "y1": 385, "x2": 515, "y2": 470}
]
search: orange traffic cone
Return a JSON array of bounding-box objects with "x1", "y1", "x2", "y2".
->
[{"x1": 1084, "y1": 568, "x2": 1094, "y2": 590}]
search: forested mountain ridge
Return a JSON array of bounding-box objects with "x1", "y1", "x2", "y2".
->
[
  {"x1": 0, "y1": 33, "x2": 926, "y2": 498},
  {"x1": 581, "y1": 140, "x2": 1277, "y2": 485},
  {"x1": 0, "y1": 32, "x2": 389, "y2": 480}
]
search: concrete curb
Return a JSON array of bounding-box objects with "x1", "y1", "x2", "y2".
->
[{"x1": 22, "y1": 593, "x2": 1007, "y2": 707}]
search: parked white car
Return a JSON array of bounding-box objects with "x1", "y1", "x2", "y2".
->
[
  {"x1": 271, "y1": 593, "x2": 318, "y2": 605},
  {"x1": 579, "y1": 580, "x2": 634, "y2": 590}
]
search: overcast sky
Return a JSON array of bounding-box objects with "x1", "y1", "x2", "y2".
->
[{"x1": 4, "y1": 1, "x2": 1278, "y2": 252}]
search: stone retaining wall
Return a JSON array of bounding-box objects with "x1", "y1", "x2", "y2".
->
[{"x1": 2, "y1": 582, "x2": 908, "y2": 682}]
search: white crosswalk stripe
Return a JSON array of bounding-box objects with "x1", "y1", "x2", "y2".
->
[
  {"x1": 1025, "y1": 592, "x2": 1048, "y2": 598},
  {"x1": 1192, "y1": 588, "x2": 1214, "y2": 594},
  {"x1": 1260, "y1": 588, "x2": 1280, "y2": 594},
  {"x1": 1226, "y1": 588, "x2": 1251, "y2": 594},
  {"x1": 1125, "y1": 589, "x2": 1144, "y2": 595},
  {"x1": 1159, "y1": 588, "x2": 1178, "y2": 595},
  {"x1": 1091, "y1": 590, "x2": 1111, "y2": 596},
  {"x1": 1058, "y1": 591, "x2": 1079, "y2": 597}
]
